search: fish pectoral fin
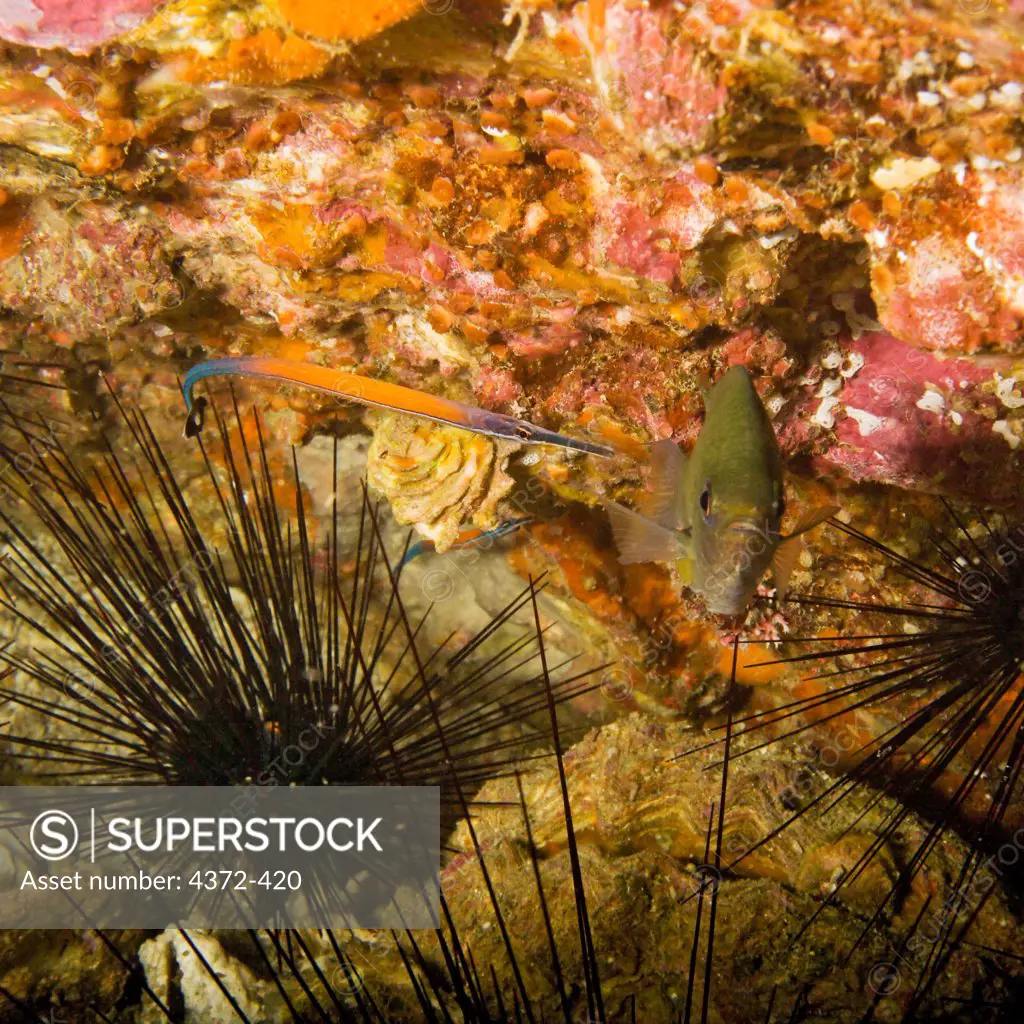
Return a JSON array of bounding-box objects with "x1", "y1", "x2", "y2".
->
[
  {"x1": 604, "y1": 500, "x2": 687, "y2": 564},
  {"x1": 786, "y1": 504, "x2": 841, "y2": 539},
  {"x1": 640, "y1": 439, "x2": 687, "y2": 529},
  {"x1": 771, "y1": 505, "x2": 838, "y2": 598},
  {"x1": 770, "y1": 537, "x2": 803, "y2": 601}
]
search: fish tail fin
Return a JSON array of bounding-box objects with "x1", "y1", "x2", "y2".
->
[
  {"x1": 183, "y1": 396, "x2": 207, "y2": 438},
  {"x1": 604, "y1": 500, "x2": 686, "y2": 564},
  {"x1": 182, "y1": 358, "x2": 253, "y2": 427}
]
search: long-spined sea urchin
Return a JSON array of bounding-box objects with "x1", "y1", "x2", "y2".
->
[
  {"x1": 0, "y1": 394, "x2": 601, "y2": 810},
  {"x1": 157, "y1": 618, "x2": 734, "y2": 1023},
  {"x1": 694, "y1": 504, "x2": 1024, "y2": 1013}
]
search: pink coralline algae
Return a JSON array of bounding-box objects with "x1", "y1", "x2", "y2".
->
[
  {"x1": 0, "y1": 0, "x2": 163, "y2": 52},
  {"x1": 792, "y1": 330, "x2": 1024, "y2": 505},
  {"x1": 577, "y1": 0, "x2": 744, "y2": 156},
  {"x1": 594, "y1": 169, "x2": 720, "y2": 287},
  {"x1": 506, "y1": 324, "x2": 584, "y2": 359},
  {"x1": 869, "y1": 170, "x2": 1024, "y2": 354},
  {"x1": 603, "y1": 201, "x2": 682, "y2": 285},
  {"x1": 0, "y1": 199, "x2": 178, "y2": 337}
]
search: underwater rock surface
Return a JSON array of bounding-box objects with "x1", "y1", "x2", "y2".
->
[
  {"x1": 0, "y1": 0, "x2": 1022, "y2": 1021},
  {"x1": 430, "y1": 717, "x2": 1024, "y2": 1022}
]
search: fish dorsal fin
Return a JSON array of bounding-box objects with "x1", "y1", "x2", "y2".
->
[
  {"x1": 772, "y1": 504, "x2": 839, "y2": 600},
  {"x1": 640, "y1": 439, "x2": 687, "y2": 529},
  {"x1": 604, "y1": 500, "x2": 688, "y2": 565},
  {"x1": 786, "y1": 504, "x2": 840, "y2": 539}
]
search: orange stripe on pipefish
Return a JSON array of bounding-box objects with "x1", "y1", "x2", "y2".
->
[{"x1": 182, "y1": 356, "x2": 615, "y2": 458}]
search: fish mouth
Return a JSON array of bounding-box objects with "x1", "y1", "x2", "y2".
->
[
  {"x1": 724, "y1": 518, "x2": 777, "y2": 541},
  {"x1": 696, "y1": 517, "x2": 778, "y2": 615}
]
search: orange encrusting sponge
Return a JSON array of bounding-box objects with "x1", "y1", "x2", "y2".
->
[{"x1": 274, "y1": 0, "x2": 425, "y2": 43}]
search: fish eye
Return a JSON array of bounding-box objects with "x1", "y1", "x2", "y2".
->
[{"x1": 699, "y1": 482, "x2": 712, "y2": 520}]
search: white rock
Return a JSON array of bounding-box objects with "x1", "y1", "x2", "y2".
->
[
  {"x1": 995, "y1": 374, "x2": 1024, "y2": 409},
  {"x1": 811, "y1": 396, "x2": 842, "y2": 429},
  {"x1": 138, "y1": 931, "x2": 278, "y2": 1023},
  {"x1": 915, "y1": 389, "x2": 945, "y2": 414},
  {"x1": 870, "y1": 156, "x2": 942, "y2": 191},
  {"x1": 845, "y1": 407, "x2": 887, "y2": 436},
  {"x1": 993, "y1": 420, "x2": 1020, "y2": 449}
]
